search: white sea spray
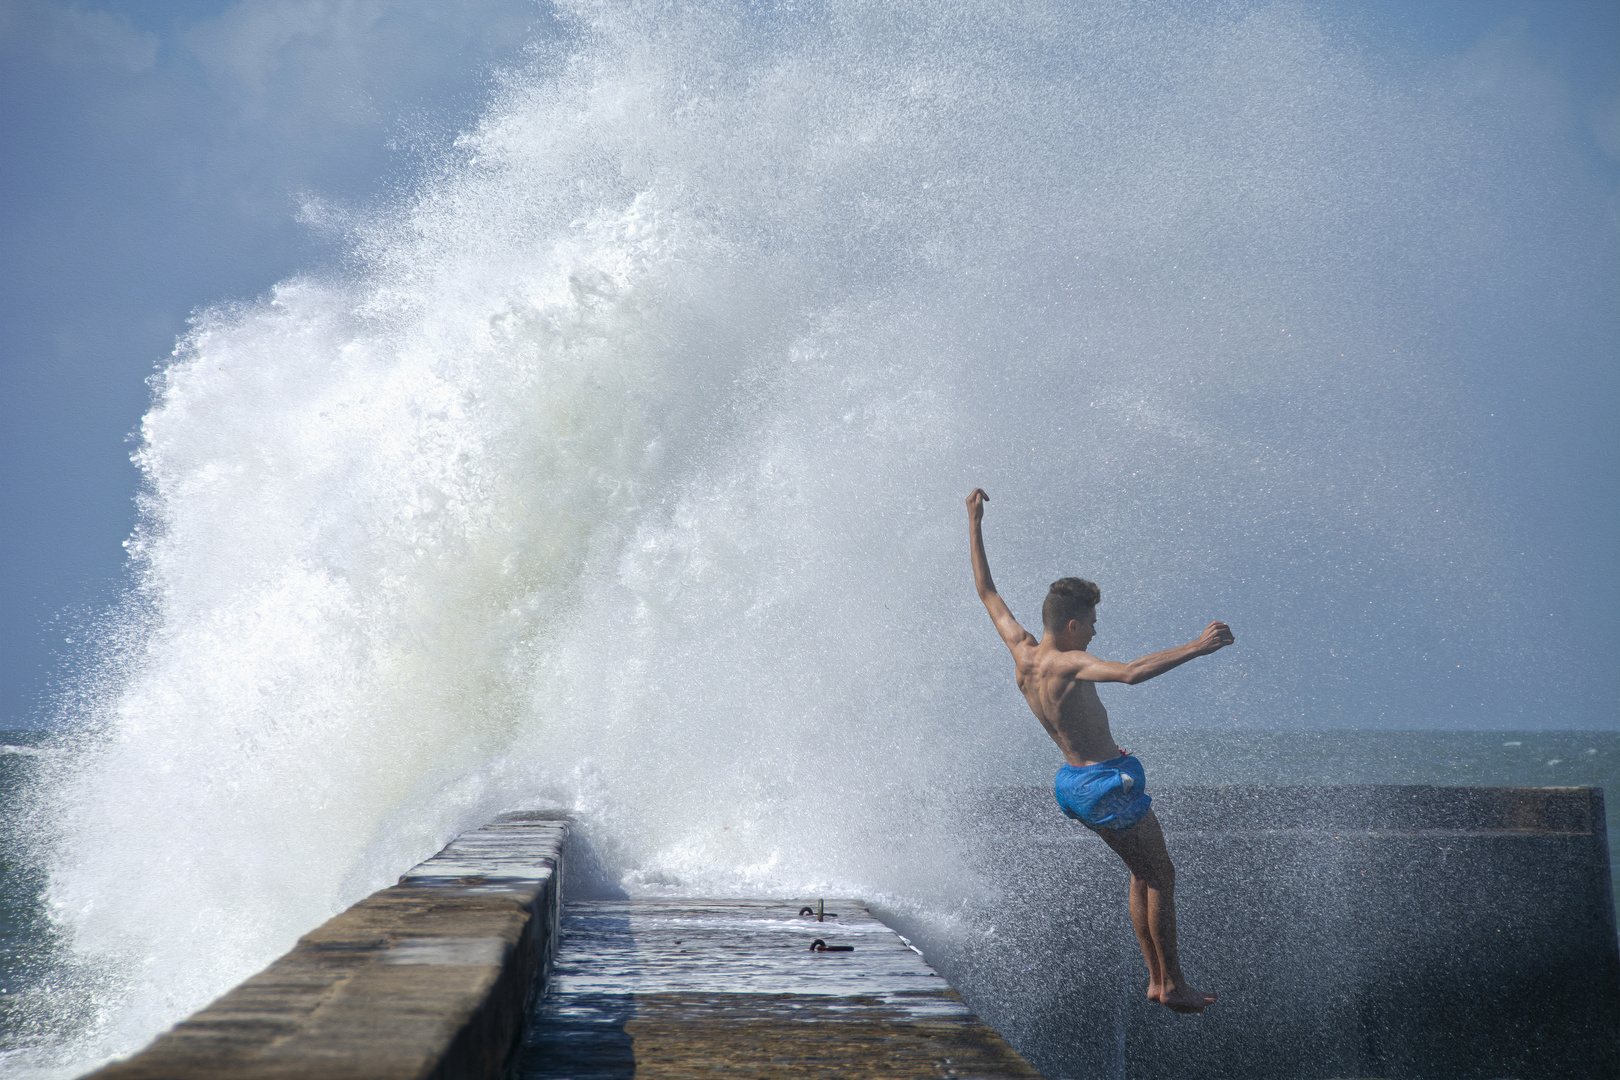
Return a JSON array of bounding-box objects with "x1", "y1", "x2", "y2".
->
[{"x1": 12, "y1": 1, "x2": 1614, "y2": 1073}]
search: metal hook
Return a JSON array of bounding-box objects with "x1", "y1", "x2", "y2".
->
[
  {"x1": 809, "y1": 938, "x2": 853, "y2": 952},
  {"x1": 798, "y1": 899, "x2": 837, "y2": 921}
]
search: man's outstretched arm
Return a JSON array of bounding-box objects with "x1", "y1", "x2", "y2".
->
[
  {"x1": 1072, "y1": 621, "x2": 1235, "y2": 685},
  {"x1": 966, "y1": 488, "x2": 1036, "y2": 651}
]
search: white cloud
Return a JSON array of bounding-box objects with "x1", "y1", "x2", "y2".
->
[
  {"x1": 184, "y1": 0, "x2": 390, "y2": 122},
  {"x1": 1449, "y1": 18, "x2": 1574, "y2": 127},
  {"x1": 1, "y1": 1, "x2": 160, "y2": 74},
  {"x1": 182, "y1": 0, "x2": 547, "y2": 129}
]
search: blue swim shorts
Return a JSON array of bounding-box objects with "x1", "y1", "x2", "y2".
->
[{"x1": 1054, "y1": 754, "x2": 1152, "y2": 833}]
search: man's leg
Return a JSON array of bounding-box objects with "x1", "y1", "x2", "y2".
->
[
  {"x1": 1096, "y1": 808, "x2": 1215, "y2": 1013},
  {"x1": 1127, "y1": 873, "x2": 1163, "y2": 996}
]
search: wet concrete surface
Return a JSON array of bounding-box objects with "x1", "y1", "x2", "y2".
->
[{"x1": 516, "y1": 898, "x2": 1043, "y2": 1079}]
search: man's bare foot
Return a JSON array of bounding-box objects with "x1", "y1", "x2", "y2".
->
[
  {"x1": 1147, "y1": 981, "x2": 1215, "y2": 1012},
  {"x1": 1158, "y1": 983, "x2": 1217, "y2": 1014}
]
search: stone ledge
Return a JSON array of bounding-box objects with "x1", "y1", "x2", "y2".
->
[
  {"x1": 975, "y1": 783, "x2": 1610, "y2": 835},
  {"x1": 944, "y1": 785, "x2": 1620, "y2": 1080},
  {"x1": 85, "y1": 814, "x2": 568, "y2": 1080}
]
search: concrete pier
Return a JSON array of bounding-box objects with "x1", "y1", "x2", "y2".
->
[
  {"x1": 85, "y1": 812, "x2": 568, "y2": 1080},
  {"x1": 934, "y1": 783, "x2": 1620, "y2": 1080},
  {"x1": 82, "y1": 818, "x2": 1041, "y2": 1080},
  {"x1": 82, "y1": 784, "x2": 1619, "y2": 1079},
  {"x1": 514, "y1": 899, "x2": 1042, "y2": 1078}
]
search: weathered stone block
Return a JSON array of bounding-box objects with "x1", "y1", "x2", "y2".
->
[{"x1": 82, "y1": 815, "x2": 568, "y2": 1080}]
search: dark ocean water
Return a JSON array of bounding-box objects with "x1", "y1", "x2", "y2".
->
[
  {"x1": 1140, "y1": 729, "x2": 1620, "y2": 917},
  {"x1": 2, "y1": 727, "x2": 1616, "y2": 1066},
  {"x1": 1, "y1": 731, "x2": 64, "y2": 1054}
]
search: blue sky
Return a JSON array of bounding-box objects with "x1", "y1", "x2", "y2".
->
[
  {"x1": 1, "y1": 0, "x2": 1616, "y2": 730},
  {"x1": 1, "y1": 0, "x2": 553, "y2": 728}
]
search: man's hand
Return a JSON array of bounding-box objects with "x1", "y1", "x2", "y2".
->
[
  {"x1": 1195, "y1": 621, "x2": 1235, "y2": 655},
  {"x1": 966, "y1": 486, "x2": 1034, "y2": 651},
  {"x1": 966, "y1": 487, "x2": 988, "y2": 524}
]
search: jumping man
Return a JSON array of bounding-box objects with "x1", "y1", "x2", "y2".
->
[{"x1": 965, "y1": 487, "x2": 1232, "y2": 1014}]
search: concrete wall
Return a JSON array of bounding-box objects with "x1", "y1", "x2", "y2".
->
[
  {"x1": 84, "y1": 812, "x2": 567, "y2": 1080},
  {"x1": 83, "y1": 787, "x2": 1619, "y2": 1079},
  {"x1": 913, "y1": 785, "x2": 1619, "y2": 1080}
]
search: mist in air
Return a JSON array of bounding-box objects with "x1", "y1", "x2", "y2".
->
[{"x1": 12, "y1": 1, "x2": 1617, "y2": 1073}]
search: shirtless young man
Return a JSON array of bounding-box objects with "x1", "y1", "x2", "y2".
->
[{"x1": 965, "y1": 487, "x2": 1232, "y2": 1014}]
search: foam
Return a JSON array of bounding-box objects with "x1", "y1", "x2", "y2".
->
[{"x1": 13, "y1": 2, "x2": 1610, "y2": 1074}]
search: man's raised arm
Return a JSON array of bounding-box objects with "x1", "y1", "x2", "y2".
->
[
  {"x1": 1072, "y1": 621, "x2": 1235, "y2": 684},
  {"x1": 966, "y1": 488, "x2": 1035, "y2": 651}
]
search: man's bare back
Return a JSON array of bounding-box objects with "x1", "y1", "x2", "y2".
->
[
  {"x1": 966, "y1": 487, "x2": 1233, "y2": 1014},
  {"x1": 1012, "y1": 597, "x2": 1233, "y2": 767}
]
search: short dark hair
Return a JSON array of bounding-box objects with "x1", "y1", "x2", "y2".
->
[{"x1": 1043, "y1": 577, "x2": 1101, "y2": 632}]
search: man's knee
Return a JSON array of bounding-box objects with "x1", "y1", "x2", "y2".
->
[{"x1": 1134, "y1": 858, "x2": 1174, "y2": 893}]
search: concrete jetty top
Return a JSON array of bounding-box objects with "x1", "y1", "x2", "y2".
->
[
  {"x1": 86, "y1": 811, "x2": 568, "y2": 1080},
  {"x1": 514, "y1": 898, "x2": 1043, "y2": 1079},
  {"x1": 83, "y1": 814, "x2": 1042, "y2": 1080}
]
